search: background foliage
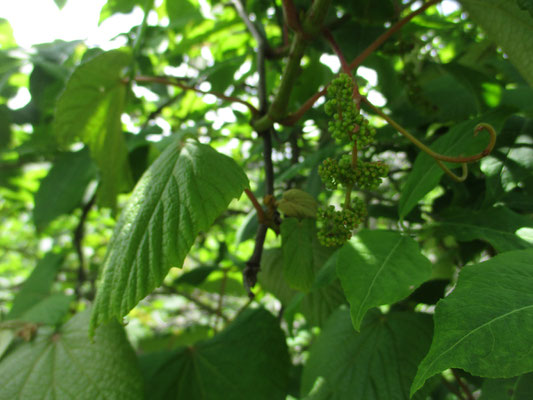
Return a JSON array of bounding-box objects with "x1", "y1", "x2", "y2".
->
[{"x1": 1, "y1": 0, "x2": 533, "y2": 399}]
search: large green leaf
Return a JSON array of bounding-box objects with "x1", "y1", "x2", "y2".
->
[
  {"x1": 140, "y1": 308, "x2": 290, "y2": 400},
  {"x1": 337, "y1": 230, "x2": 432, "y2": 330},
  {"x1": 0, "y1": 309, "x2": 143, "y2": 400},
  {"x1": 7, "y1": 252, "x2": 63, "y2": 320},
  {"x1": 460, "y1": 0, "x2": 533, "y2": 87},
  {"x1": 481, "y1": 372, "x2": 533, "y2": 399},
  {"x1": 33, "y1": 149, "x2": 96, "y2": 231},
  {"x1": 430, "y1": 206, "x2": 533, "y2": 253},
  {"x1": 301, "y1": 308, "x2": 433, "y2": 400},
  {"x1": 54, "y1": 48, "x2": 132, "y2": 208},
  {"x1": 399, "y1": 111, "x2": 508, "y2": 218},
  {"x1": 281, "y1": 218, "x2": 316, "y2": 292},
  {"x1": 411, "y1": 249, "x2": 533, "y2": 396},
  {"x1": 91, "y1": 139, "x2": 248, "y2": 333}
]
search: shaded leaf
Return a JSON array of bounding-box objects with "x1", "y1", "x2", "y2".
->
[
  {"x1": 141, "y1": 308, "x2": 290, "y2": 400},
  {"x1": 91, "y1": 139, "x2": 248, "y2": 333},
  {"x1": 18, "y1": 294, "x2": 73, "y2": 326},
  {"x1": 54, "y1": 48, "x2": 132, "y2": 208},
  {"x1": 481, "y1": 372, "x2": 533, "y2": 399},
  {"x1": 0, "y1": 309, "x2": 143, "y2": 400},
  {"x1": 411, "y1": 249, "x2": 533, "y2": 395},
  {"x1": 460, "y1": 0, "x2": 533, "y2": 87},
  {"x1": 431, "y1": 206, "x2": 533, "y2": 253},
  {"x1": 399, "y1": 111, "x2": 508, "y2": 218},
  {"x1": 260, "y1": 246, "x2": 345, "y2": 327},
  {"x1": 33, "y1": 149, "x2": 96, "y2": 231},
  {"x1": 281, "y1": 218, "x2": 316, "y2": 292},
  {"x1": 7, "y1": 253, "x2": 64, "y2": 320},
  {"x1": 337, "y1": 229, "x2": 432, "y2": 330},
  {"x1": 301, "y1": 308, "x2": 433, "y2": 400}
]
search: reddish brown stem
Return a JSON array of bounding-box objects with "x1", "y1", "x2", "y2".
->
[
  {"x1": 244, "y1": 188, "x2": 266, "y2": 223},
  {"x1": 282, "y1": 0, "x2": 303, "y2": 34},
  {"x1": 323, "y1": 29, "x2": 351, "y2": 74},
  {"x1": 282, "y1": 0, "x2": 441, "y2": 125},
  {"x1": 452, "y1": 369, "x2": 475, "y2": 400},
  {"x1": 131, "y1": 75, "x2": 259, "y2": 116}
]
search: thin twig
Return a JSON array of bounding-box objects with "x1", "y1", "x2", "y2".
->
[
  {"x1": 348, "y1": 0, "x2": 441, "y2": 70},
  {"x1": 440, "y1": 375, "x2": 465, "y2": 400},
  {"x1": 74, "y1": 193, "x2": 96, "y2": 299},
  {"x1": 132, "y1": 75, "x2": 259, "y2": 115},
  {"x1": 214, "y1": 269, "x2": 228, "y2": 331},
  {"x1": 452, "y1": 369, "x2": 475, "y2": 400},
  {"x1": 161, "y1": 285, "x2": 229, "y2": 321},
  {"x1": 282, "y1": 0, "x2": 442, "y2": 125}
]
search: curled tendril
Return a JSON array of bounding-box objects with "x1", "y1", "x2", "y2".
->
[{"x1": 361, "y1": 97, "x2": 497, "y2": 181}]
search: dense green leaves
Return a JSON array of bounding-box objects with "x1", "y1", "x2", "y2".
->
[
  {"x1": 54, "y1": 48, "x2": 132, "y2": 208},
  {"x1": 337, "y1": 230, "x2": 432, "y2": 330},
  {"x1": 91, "y1": 139, "x2": 248, "y2": 332},
  {"x1": 399, "y1": 112, "x2": 508, "y2": 218},
  {"x1": 460, "y1": 0, "x2": 533, "y2": 87},
  {"x1": 430, "y1": 206, "x2": 533, "y2": 252},
  {"x1": 0, "y1": 309, "x2": 143, "y2": 400},
  {"x1": 412, "y1": 249, "x2": 533, "y2": 395},
  {"x1": 301, "y1": 308, "x2": 433, "y2": 400},
  {"x1": 141, "y1": 308, "x2": 290, "y2": 400}
]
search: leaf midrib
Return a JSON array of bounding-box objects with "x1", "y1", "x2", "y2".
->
[
  {"x1": 355, "y1": 237, "x2": 404, "y2": 324},
  {"x1": 420, "y1": 303, "x2": 533, "y2": 381}
]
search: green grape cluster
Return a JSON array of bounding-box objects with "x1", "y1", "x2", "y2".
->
[
  {"x1": 324, "y1": 73, "x2": 376, "y2": 148},
  {"x1": 317, "y1": 73, "x2": 388, "y2": 247},
  {"x1": 317, "y1": 200, "x2": 367, "y2": 247},
  {"x1": 318, "y1": 156, "x2": 389, "y2": 191},
  {"x1": 355, "y1": 160, "x2": 389, "y2": 190}
]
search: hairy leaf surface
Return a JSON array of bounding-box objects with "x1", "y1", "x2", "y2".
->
[
  {"x1": 54, "y1": 48, "x2": 132, "y2": 208},
  {"x1": 91, "y1": 139, "x2": 248, "y2": 332},
  {"x1": 301, "y1": 308, "x2": 433, "y2": 400},
  {"x1": 140, "y1": 308, "x2": 290, "y2": 400},
  {"x1": 0, "y1": 309, "x2": 142, "y2": 400},
  {"x1": 412, "y1": 249, "x2": 533, "y2": 395},
  {"x1": 337, "y1": 230, "x2": 432, "y2": 330}
]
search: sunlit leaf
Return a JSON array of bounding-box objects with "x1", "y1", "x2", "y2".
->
[
  {"x1": 91, "y1": 138, "x2": 248, "y2": 333},
  {"x1": 54, "y1": 48, "x2": 132, "y2": 208},
  {"x1": 337, "y1": 229, "x2": 432, "y2": 330}
]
